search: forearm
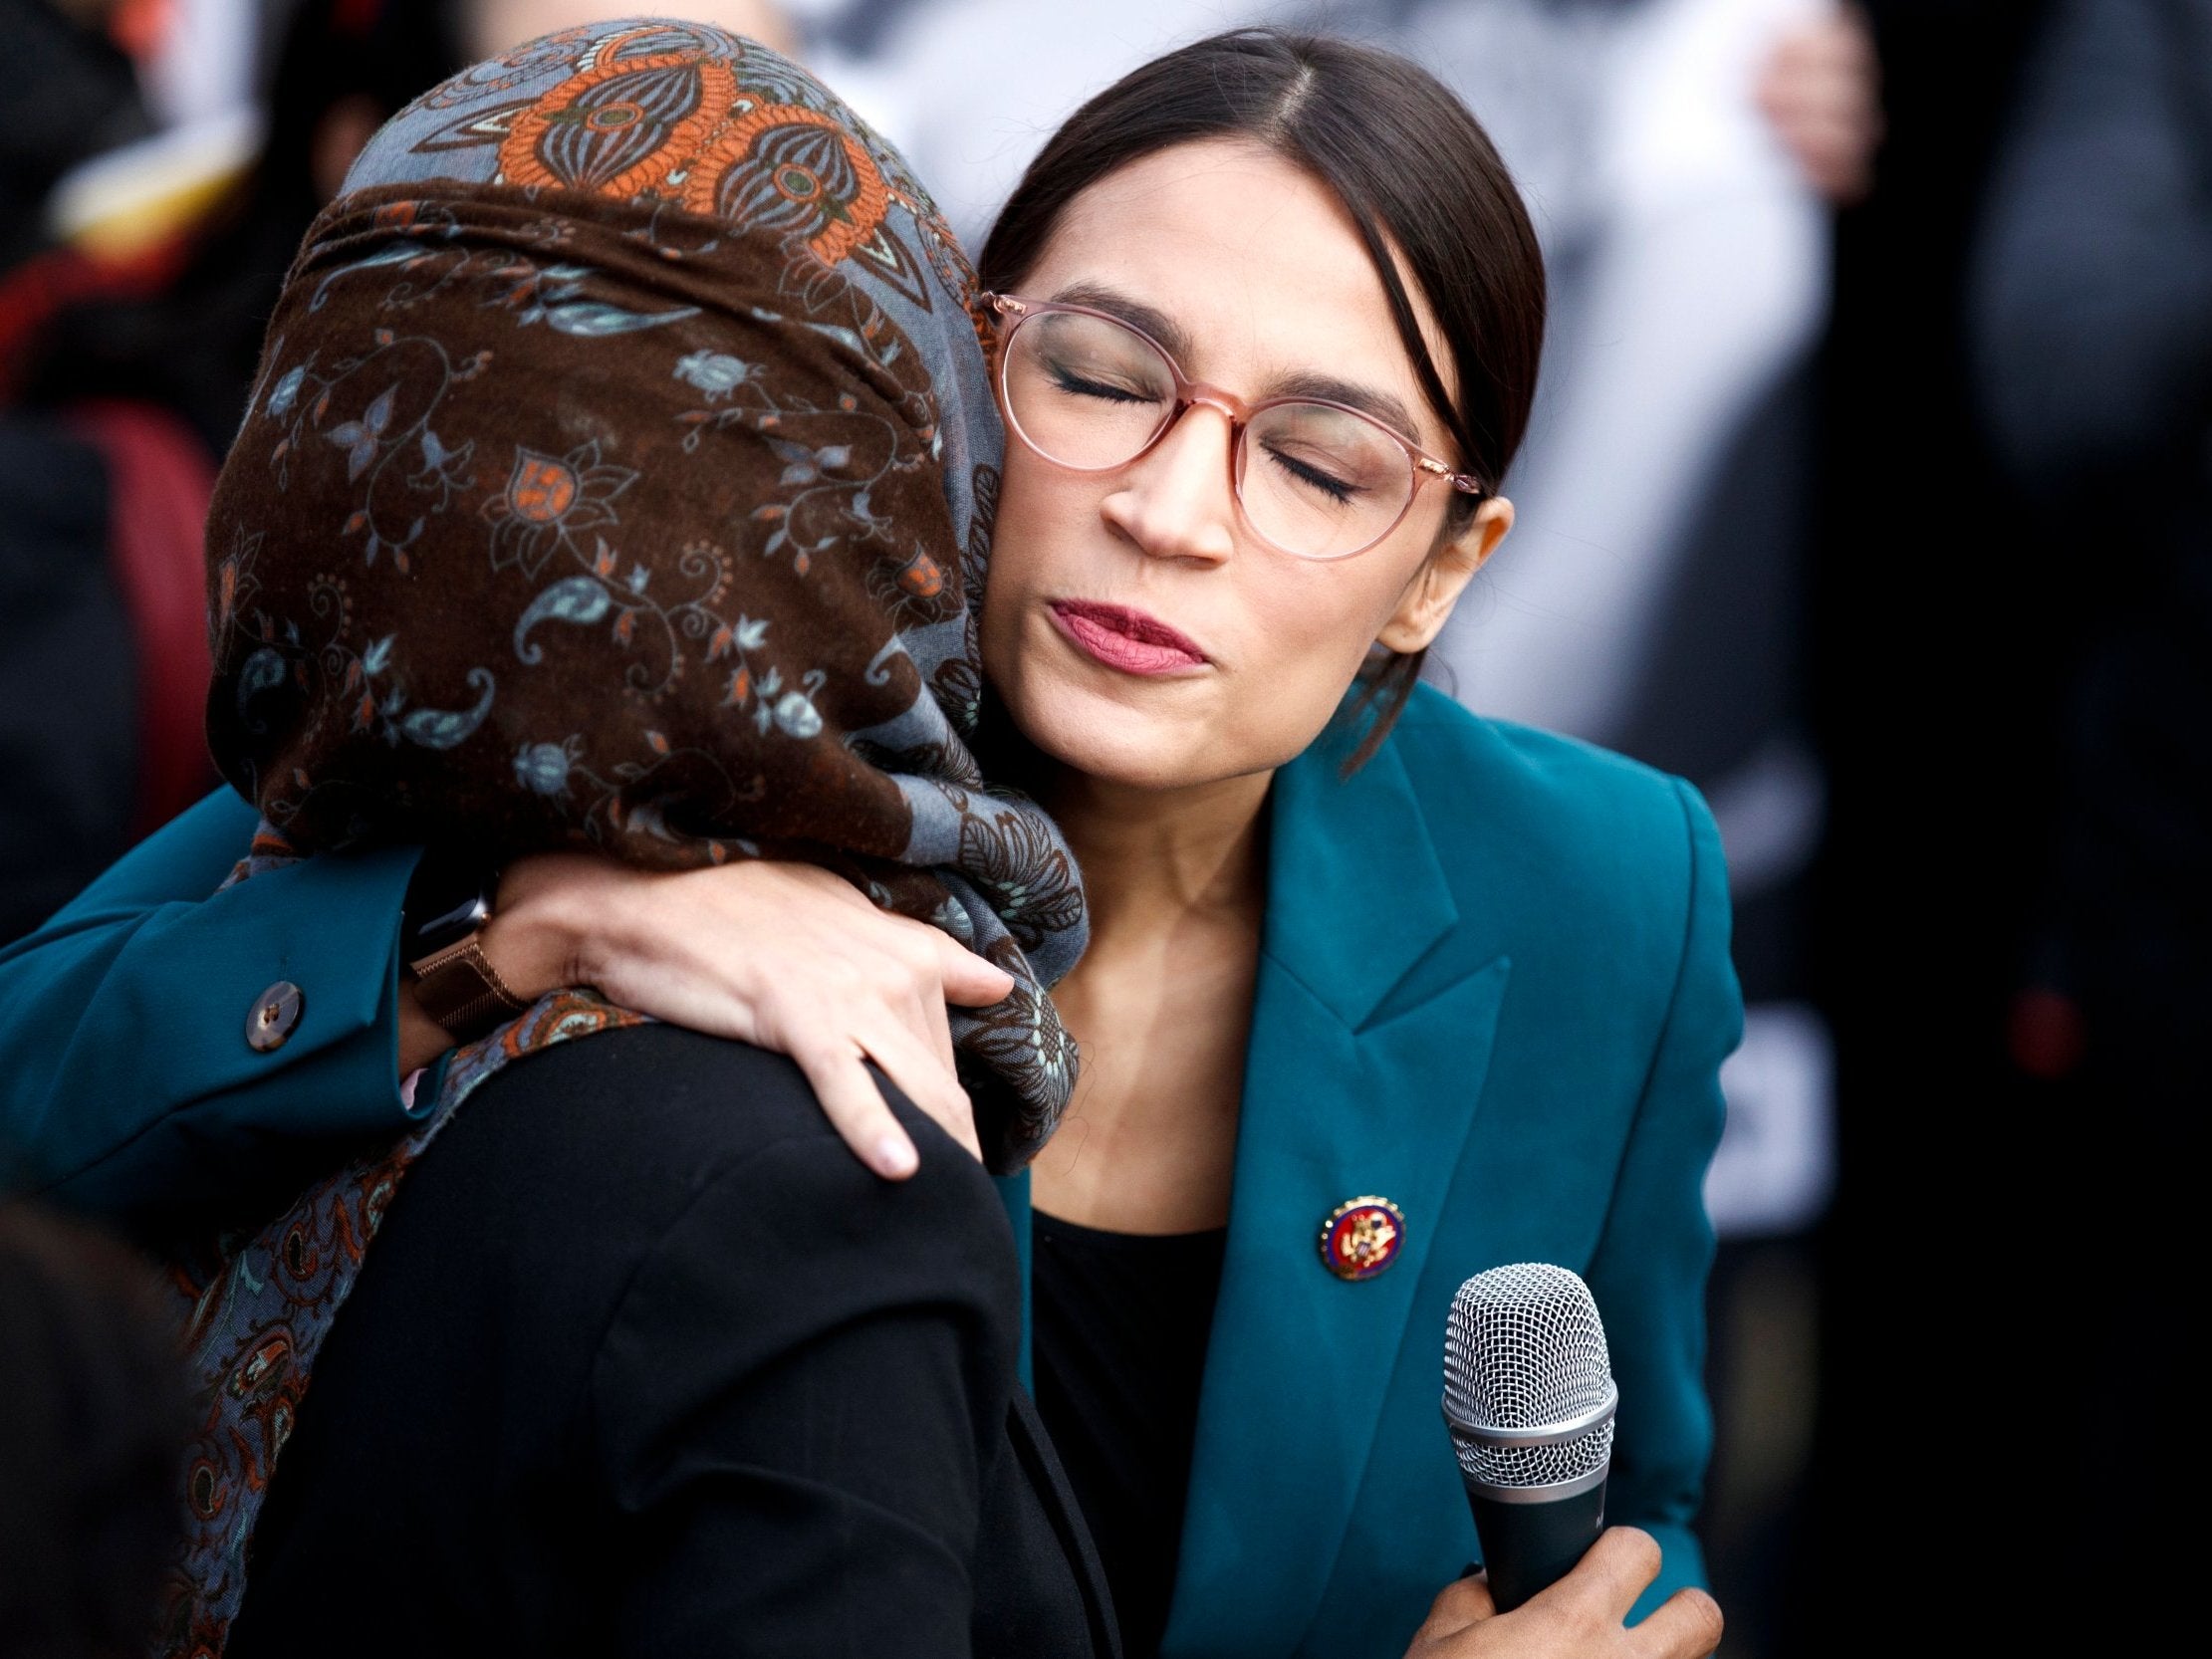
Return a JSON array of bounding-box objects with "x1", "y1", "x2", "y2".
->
[
  {"x1": 394, "y1": 981, "x2": 450, "y2": 1078},
  {"x1": 0, "y1": 793, "x2": 423, "y2": 1222},
  {"x1": 11, "y1": 811, "x2": 1005, "y2": 1220}
]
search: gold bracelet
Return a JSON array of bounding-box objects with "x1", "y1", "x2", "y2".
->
[{"x1": 409, "y1": 933, "x2": 532, "y2": 1043}]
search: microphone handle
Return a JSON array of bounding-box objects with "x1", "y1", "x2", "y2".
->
[{"x1": 1465, "y1": 1476, "x2": 1608, "y2": 1612}]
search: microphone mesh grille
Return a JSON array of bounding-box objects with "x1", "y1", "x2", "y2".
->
[{"x1": 1443, "y1": 1263, "x2": 1614, "y2": 1490}]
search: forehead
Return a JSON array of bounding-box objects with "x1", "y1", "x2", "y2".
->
[{"x1": 1026, "y1": 137, "x2": 1459, "y2": 445}]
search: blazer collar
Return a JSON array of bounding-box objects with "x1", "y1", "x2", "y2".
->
[{"x1": 1258, "y1": 722, "x2": 1459, "y2": 1033}]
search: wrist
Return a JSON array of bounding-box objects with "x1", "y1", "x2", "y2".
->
[
  {"x1": 490, "y1": 852, "x2": 626, "y2": 998},
  {"x1": 395, "y1": 980, "x2": 452, "y2": 1078}
]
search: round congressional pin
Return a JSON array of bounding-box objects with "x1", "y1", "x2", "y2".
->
[{"x1": 1320, "y1": 1196, "x2": 1405, "y2": 1281}]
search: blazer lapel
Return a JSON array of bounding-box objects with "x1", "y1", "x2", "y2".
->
[
  {"x1": 1160, "y1": 736, "x2": 1512, "y2": 1659},
  {"x1": 1006, "y1": 1388, "x2": 1126, "y2": 1659}
]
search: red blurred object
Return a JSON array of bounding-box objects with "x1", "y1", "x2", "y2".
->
[
  {"x1": 0, "y1": 237, "x2": 193, "y2": 404},
  {"x1": 66, "y1": 399, "x2": 217, "y2": 833},
  {"x1": 107, "y1": 0, "x2": 176, "y2": 64},
  {"x1": 2006, "y1": 985, "x2": 2088, "y2": 1080},
  {"x1": 334, "y1": 0, "x2": 385, "y2": 38}
]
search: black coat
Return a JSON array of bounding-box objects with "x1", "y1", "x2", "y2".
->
[{"x1": 226, "y1": 1025, "x2": 1119, "y2": 1659}]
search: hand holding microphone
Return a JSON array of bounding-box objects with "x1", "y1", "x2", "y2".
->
[
  {"x1": 1404, "y1": 1262, "x2": 1722, "y2": 1659},
  {"x1": 1442, "y1": 1263, "x2": 1618, "y2": 1609},
  {"x1": 1404, "y1": 1530, "x2": 1724, "y2": 1659}
]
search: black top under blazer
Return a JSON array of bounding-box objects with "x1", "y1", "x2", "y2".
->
[{"x1": 225, "y1": 1024, "x2": 1119, "y2": 1659}]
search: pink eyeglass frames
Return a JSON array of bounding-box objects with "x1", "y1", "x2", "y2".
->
[{"x1": 982, "y1": 292, "x2": 1487, "y2": 563}]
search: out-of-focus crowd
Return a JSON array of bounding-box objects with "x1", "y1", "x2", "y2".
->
[{"x1": 2, "y1": 1, "x2": 2203, "y2": 1652}]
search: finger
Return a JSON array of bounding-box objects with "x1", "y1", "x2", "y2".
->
[
  {"x1": 775, "y1": 859, "x2": 881, "y2": 911},
  {"x1": 1757, "y1": 75, "x2": 1880, "y2": 137},
  {"x1": 856, "y1": 1018, "x2": 982, "y2": 1161},
  {"x1": 1759, "y1": 73, "x2": 1876, "y2": 118},
  {"x1": 933, "y1": 932, "x2": 1018, "y2": 1007},
  {"x1": 855, "y1": 929, "x2": 961, "y2": 1073},
  {"x1": 907, "y1": 973, "x2": 960, "y2": 1079},
  {"x1": 1625, "y1": 1587, "x2": 1725, "y2": 1659},
  {"x1": 1523, "y1": 1527, "x2": 1662, "y2": 1624},
  {"x1": 867, "y1": 913, "x2": 1014, "y2": 1007},
  {"x1": 793, "y1": 1040, "x2": 920, "y2": 1179},
  {"x1": 1778, "y1": 12, "x2": 1875, "y2": 68},
  {"x1": 1783, "y1": 130, "x2": 1879, "y2": 201},
  {"x1": 1582, "y1": 1528, "x2": 1666, "y2": 1617},
  {"x1": 1758, "y1": 112, "x2": 1880, "y2": 200},
  {"x1": 1762, "y1": 94, "x2": 1882, "y2": 146},
  {"x1": 1766, "y1": 115, "x2": 1876, "y2": 170},
  {"x1": 875, "y1": 965, "x2": 959, "y2": 1086},
  {"x1": 1825, "y1": 5, "x2": 1882, "y2": 72},
  {"x1": 1415, "y1": 1572, "x2": 1496, "y2": 1638}
]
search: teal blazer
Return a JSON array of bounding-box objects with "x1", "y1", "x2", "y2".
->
[{"x1": 0, "y1": 684, "x2": 1739, "y2": 1655}]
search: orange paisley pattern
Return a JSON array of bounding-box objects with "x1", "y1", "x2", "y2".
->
[
  {"x1": 498, "y1": 50, "x2": 739, "y2": 200},
  {"x1": 680, "y1": 104, "x2": 889, "y2": 265},
  {"x1": 495, "y1": 50, "x2": 889, "y2": 270}
]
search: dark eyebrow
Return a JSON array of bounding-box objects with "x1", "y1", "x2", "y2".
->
[
  {"x1": 1047, "y1": 281, "x2": 1194, "y2": 364},
  {"x1": 1264, "y1": 371, "x2": 1424, "y2": 450},
  {"x1": 1043, "y1": 282, "x2": 1429, "y2": 451}
]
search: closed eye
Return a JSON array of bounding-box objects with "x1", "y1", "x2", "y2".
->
[
  {"x1": 1048, "y1": 364, "x2": 1164, "y2": 405},
  {"x1": 1263, "y1": 443, "x2": 1361, "y2": 504}
]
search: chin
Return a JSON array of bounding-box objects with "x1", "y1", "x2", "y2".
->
[
  {"x1": 1002, "y1": 673, "x2": 1217, "y2": 790},
  {"x1": 1012, "y1": 669, "x2": 1336, "y2": 793}
]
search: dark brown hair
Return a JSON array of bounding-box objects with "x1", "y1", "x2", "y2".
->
[{"x1": 978, "y1": 27, "x2": 1547, "y2": 767}]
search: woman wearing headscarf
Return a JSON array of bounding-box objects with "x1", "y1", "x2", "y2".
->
[{"x1": 97, "y1": 21, "x2": 1101, "y2": 1655}]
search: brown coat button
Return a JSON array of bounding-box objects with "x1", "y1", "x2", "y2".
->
[{"x1": 247, "y1": 981, "x2": 305, "y2": 1052}]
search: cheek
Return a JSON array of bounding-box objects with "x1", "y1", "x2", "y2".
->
[
  {"x1": 1225, "y1": 565, "x2": 1407, "y2": 735},
  {"x1": 1209, "y1": 524, "x2": 1441, "y2": 766},
  {"x1": 977, "y1": 448, "x2": 1062, "y2": 683}
]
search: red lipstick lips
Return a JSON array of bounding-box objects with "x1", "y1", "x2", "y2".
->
[{"x1": 1048, "y1": 600, "x2": 1207, "y2": 676}]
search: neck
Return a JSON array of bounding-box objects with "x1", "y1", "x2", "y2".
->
[{"x1": 1042, "y1": 764, "x2": 1272, "y2": 949}]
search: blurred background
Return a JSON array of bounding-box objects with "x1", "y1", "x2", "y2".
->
[{"x1": 2, "y1": 0, "x2": 2201, "y2": 1652}]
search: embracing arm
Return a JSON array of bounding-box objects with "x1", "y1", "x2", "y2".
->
[
  {"x1": 0, "y1": 790, "x2": 422, "y2": 1222},
  {"x1": 0, "y1": 792, "x2": 1011, "y2": 1226},
  {"x1": 1582, "y1": 779, "x2": 1741, "y2": 1619}
]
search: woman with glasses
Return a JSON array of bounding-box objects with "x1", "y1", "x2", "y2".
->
[{"x1": 1, "y1": 24, "x2": 1735, "y2": 1659}]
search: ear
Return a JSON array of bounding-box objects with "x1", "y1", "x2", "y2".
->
[{"x1": 1375, "y1": 496, "x2": 1514, "y2": 654}]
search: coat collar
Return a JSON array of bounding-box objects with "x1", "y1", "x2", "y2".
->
[
  {"x1": 1158, "y1": 723, "x2": 1513, "y2": 1658},
  {"x1": 1255, "y1": 721, "x2": 1459, "y2": 1032}
]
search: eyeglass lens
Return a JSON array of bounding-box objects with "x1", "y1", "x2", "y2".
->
[{"x1": 1001, "y1": 309, "x2": 1415, "y2": 559}]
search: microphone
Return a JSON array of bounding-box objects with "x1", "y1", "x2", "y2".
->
[{"x1": 1441, "y1": 1263, "x2": 1617, "y2": 1611}]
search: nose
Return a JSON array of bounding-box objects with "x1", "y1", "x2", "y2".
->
[{"x1": 1099, "y1": 400, "x2": 1239, "y2": 565}]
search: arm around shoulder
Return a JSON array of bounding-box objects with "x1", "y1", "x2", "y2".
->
[
  {"x1": 0, "y1": 789, "x2": 423, "y2": 1224},
  {"x1": 1583, "y1": 778, "x2": 1741, "y2": 1617}
]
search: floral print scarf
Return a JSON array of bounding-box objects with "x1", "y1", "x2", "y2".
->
[{"x1": 205, "y1": 17, "x2": 1084, "y2": 1159}]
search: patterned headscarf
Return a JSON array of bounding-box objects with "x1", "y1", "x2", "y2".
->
[{"x1": 203, "y1": 19, "x2": 1083, "y2": 1165}]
